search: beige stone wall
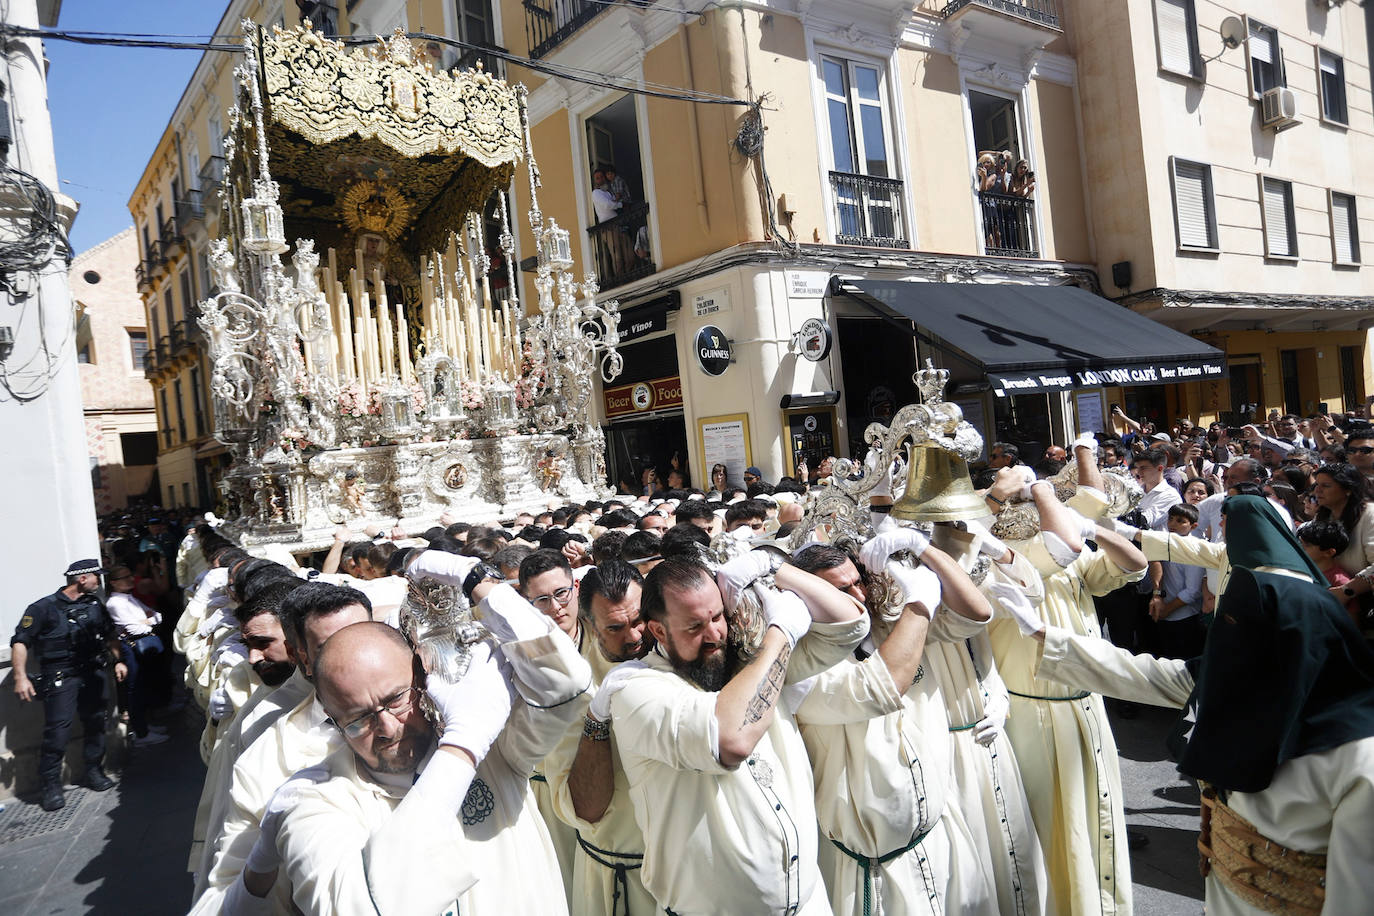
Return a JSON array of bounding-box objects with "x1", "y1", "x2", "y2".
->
[{"x1": 73, "y1": 229, "x2": 151, "y2": 409}]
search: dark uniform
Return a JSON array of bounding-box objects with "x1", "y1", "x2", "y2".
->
[{"x1": 12, "y1": 586, "x2": 116, "y2": 794}]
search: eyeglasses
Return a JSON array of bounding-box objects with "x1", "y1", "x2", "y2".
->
[
  {"x1": 1349, "y1": 446, "x2": 1374, "y2": 455},
  {"x1": 529, "y1": 585, "x2": 574, "y2": 609},
  {"x1": 334, "y1": 685, "x2": 419, "y2": 739},
  {"x1": 743, "y1": 475, "x2": 758, "y2": 482}
]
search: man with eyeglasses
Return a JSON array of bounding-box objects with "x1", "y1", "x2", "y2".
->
[
  {"x1": 741, "y1": 465, "x2": 765, "y2": 487},
  {"x1": 194, "y1": 583, "x2": 372, "y2": 913},
  {"x1": 520, "y1": 549, "x2": 581, "y2": 643},
  {"x1": 543, "y1": 560, "x2": 656, "y2": 916},
  {"x1": 246, "y1": 621, "x2": 508, "y2": 915}
]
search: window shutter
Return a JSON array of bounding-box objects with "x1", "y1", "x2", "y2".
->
[
  {"x1": 1156, "y1": 0, "x2": 1193, "y2": 74},
  {"x1": 1319, "y1": 51, "x2": 1339, "y2": 77},
  {"x1": 1332, "y1": 194, "x2": 1357, "y2": 264},
  {"x1": 1174, "y1": 161, "x2": 1213, "y2": 248},
  {"x1": 1249, "y1": 23, "x2": 1273, "y2": 64},
  {"x1": 1263, "y1": 179, "x2": 1292, "y2": 256}
]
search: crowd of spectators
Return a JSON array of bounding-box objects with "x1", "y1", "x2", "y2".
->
[{"x1": 978, "y1": 404, "x2": 1374, "y2": 703}]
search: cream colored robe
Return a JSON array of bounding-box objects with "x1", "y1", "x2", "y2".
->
[
  {"x1": 612, "y1": 646, "x2": 836, "y2": 916},
  {"x1": 189, "y1": 669, "x2": 313, "y2": 897},
  {"x1": 1036, "y1": 626, "x2": 1374, "y2": 916},
  {"x1": 924, "y1": 624, "x2": 1052, "y2": 916},
  {"x1": 543, "y1": 626, "x2": 653, "y2": 916},
  {"x1": 276, "y1": 746, "x2": 478, "y2": 916},
  {"x1": 192, "y1": 685, "x2": 340, "y2": 916},
  {"x1": 988, "y1": 547, "x2": 1143, "y2": 916}
]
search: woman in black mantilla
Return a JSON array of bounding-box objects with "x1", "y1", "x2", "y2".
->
[{"x1": 1018, "y1": 495, "x2": 1374, "y2": 915}]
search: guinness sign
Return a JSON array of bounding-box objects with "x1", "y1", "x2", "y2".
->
[{"x1": 694, "y1": 325, "x2": 732, "y2": 376}]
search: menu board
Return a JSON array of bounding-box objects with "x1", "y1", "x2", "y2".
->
[{"x1": 699, "y1": 413, "x2": 752, "y2": 485}]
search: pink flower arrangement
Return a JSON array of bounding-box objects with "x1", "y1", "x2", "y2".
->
[{"x1": 337, "y1": 381, "x2": 367, "y2": 418}]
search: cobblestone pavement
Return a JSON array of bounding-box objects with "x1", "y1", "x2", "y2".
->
[{"x1": 0, "y1": 701, "x2": 1205, "y2": 915}]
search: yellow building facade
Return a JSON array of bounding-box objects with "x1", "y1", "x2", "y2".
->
[{"x1": 136, "y1": 1, "x2": 1370, "y2": 493}]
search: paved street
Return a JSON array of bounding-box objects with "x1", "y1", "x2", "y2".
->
[{"x1": 0, "y1": 702, "x2": 1206, "y2": 915}]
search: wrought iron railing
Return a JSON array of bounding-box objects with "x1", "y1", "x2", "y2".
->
[
  {"x1": 160, "y1": 216, "x2": 185, "y2": 253},
  {"x1": 979, "y1": 190, "x2": 1039, "y2": 258},
  {"x1": 199, "y1": 155, "x2": 226, "y2": 194},
  {"x1": 174, "y1": 318, "x2": 201, "y2": 353},
  {"x1": 176, "y1": 190, "x2": 205, "y2": 229},
  {"x1": 135, "y1": 260, "x2": 152, "y2": 289},
  {"x1": 941, "y1": 0, "x2": 1060, "y2": 29},
  {"x1": 829, "y1": 171, "x2": 908, "y2": 248},
  {"x1": 452, "y1": 41, "x2": 507, "y2": 79},
  {"x1": 524, "y1": 0, "x2": 605, "y2": 58},
  {"x1": 587, "y1": 201, "x2": 654, "y2": 290}
]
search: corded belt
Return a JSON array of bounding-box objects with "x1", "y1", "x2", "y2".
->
[
  {"x1": 830, "y1": 826, "x2": 933, "y2": 916},
  {"x1": 1006, "y1": 688, "x2": 1091, "y2": 702},
  {"x1": 576, "y1": 831, "x2": 643, "y2": 916},
  {"x1": 948, "y1": 721, "x2": 978, "y2": 732},
  {"x1": 1198, "y1": 784, "x2": 1326, "y2": 916}
]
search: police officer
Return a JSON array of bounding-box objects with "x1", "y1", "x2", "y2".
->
[{"x1": 11, "y1": 559, "x2": 127, "y2": 811}]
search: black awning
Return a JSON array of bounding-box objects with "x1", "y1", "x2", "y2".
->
[{"x1": 840, "y1": 280, "x2": 1227, "y2": 395}]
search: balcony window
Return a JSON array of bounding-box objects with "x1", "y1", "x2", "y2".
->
[
  {"x1": 584, "y1": 95, "x2": 654, "y2": 289},
  {"x1": 1154, "y1": 0, "x2": 1201, "y2": 79},
  {"x1": 969, "y1": 89, "x2": 1037, "y2": 257},
  {"x1": 1246, "y1": 19, "x2": 1284, "y2": 98},
  {"x1": 1317, "y1": 49, "x2": 1347, "y2": 125},
  {"x1": 822, "y1": 56, "x2": 906, "y2": 247},
  {"x1": 1261, "y1": 176, "x2": 1297, "y2": 260},
  {"x1": 524, "y1": 0, "x2": 604, "y2": 59}
]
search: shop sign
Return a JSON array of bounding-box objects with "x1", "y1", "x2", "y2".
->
[
  {"x1": 990, "y1": 358, "x2": 1227, "y2": 395},
  {"x1": 692, "y1": 287, "x2": 730, "y2": 318},
  {"x1": 603, "y1": 375, "x2": 684, "y2": 418},
  {"x1": 787, "y1": 270, "x2": 830, "y2": 299},
  {"x1": 620, "y1": 307, "x2": 668, "y2": 342},
  {"x1": 694, "y1": 325, "x2": 732, "y2": 376},
  {"x1": 793, "y1": 318, "x2": 832, "y2": 362}
]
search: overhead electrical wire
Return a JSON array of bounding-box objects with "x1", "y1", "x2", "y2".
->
[{"x1": 0, "y1": 24, "x2": 756, "y2": 108}]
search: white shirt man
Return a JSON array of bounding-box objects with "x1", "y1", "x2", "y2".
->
[{"x1": 1131, "y1": 449, "x2": 1182, "y2": 530}]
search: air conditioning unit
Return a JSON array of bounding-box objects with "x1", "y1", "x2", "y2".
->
[{"x1": 1261, "y1": 87, "x2": 1300, "y2": 132}]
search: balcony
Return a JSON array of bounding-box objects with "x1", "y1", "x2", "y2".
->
[
  {"x1": 451, "y1": 41, "x2": 507, "y2": 79},
  {"x1": 135, "y1": 259, "x2": 152, "y2": 291},
  {"x1": 979, "y1": 190, "x2": 1039, "y2": 258},
  {"x1": 143, "y1": 349, "x2": 157, "y2": 377},
  {"x1": 175, "y1": 317, "x2": 202, "y2": 353},
  {"x1": 199, "y1": 155, "x2": 226, "y2": 197},
  {"x1": 587, "y1": 201, "x2": 654, "y2": 291},
  {"x1": 176, "y1": 190, "x2": 205, "y2": 232},
  {"x1": 830, "y1": 172, "x2": 908, "y2": 249},
  {"x1": 942, "y1": 0, "x2": 1061, "y2": 49},
  {"x1": 160, "y1": 216, "x2": 186, "y2": 259},
  {"x1": 524, "y1": 0, "x2": 607, "y2": 59}
]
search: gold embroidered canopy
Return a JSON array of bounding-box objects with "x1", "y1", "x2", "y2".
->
[{"x1": 252, "y1": 23, "x2": 524, "y2": 252}]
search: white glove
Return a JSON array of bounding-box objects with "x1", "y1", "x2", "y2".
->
[
  {"x1": 475, "y1": 582, "x2": 554, "y2": 643},
  {"x1": 972, "y1": 683, "x2": 1009, "y2": 747},
  {"x1": 716, "y1": 549, "x2": 783, "y2": 611},
  {"x1": 977, "y1": 530, "x2": 1011, "y2": 561},
  {"x1": 244, "y1": 764, "x2": 331, "y2": 875},
  {"x1": 1071, "y1": 433, "x2": 1097, "y2": 455},
  {"x1": 208, "y1": 686, "x2": 231, "y2": 722},
  {"x1": 1022, "y1": 478, "x2": 1053, "y2": 502},
  {"x1": 987, "y1": 581, "x2": 1044, "y2": 637},
  {"x1": 588, "y1": 661, "x2": 645, "y2": 722},
  {"x1": 427, "y1": 641, "x2": 512, "y2": 762},
  {"x1": 759, "y1": 587, "x2": 811, "y2": 647},
  {"x1": 1069, "y1": 508, "x2": 1099, "y2": 542},
  {"x1": 1111, "y1": 518, "x2": 1140, "y2": 539},
  {"x1": 864, "y1": 448, "x2": 893, "y2": 499},
  {"x1": 858, "y1": 527, "x2": 930, "y2": 574},
  {"x1": 887, "y1": 561, "x2": 941, "y2": 620},
  {"x1": 1041, "y1": 531, "x2": 1081, "y2": 569}
]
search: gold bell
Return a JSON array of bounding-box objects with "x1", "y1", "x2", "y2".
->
[{"x1": 892, "y1": 444, "x2": 988, "y2": 522}]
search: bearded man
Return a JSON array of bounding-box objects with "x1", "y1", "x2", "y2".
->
[{"x1": 608, "y1": 554, "x2": 867, "y2": 915}]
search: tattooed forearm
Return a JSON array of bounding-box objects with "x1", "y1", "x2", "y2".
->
[{"x1": 743, "y1": 642, "x2": 791, "y2": 725}]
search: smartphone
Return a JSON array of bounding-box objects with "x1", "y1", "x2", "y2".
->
[
  {"x1": 1226, "y1": 427, "x2": 1247, "y2": 437},
  {"x1": 1109, "y1": 403, "x2": 1120, "y2": 414},
  {"x1": 1319, "y1": 402, "x2": 1330, "y2": 415}
]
